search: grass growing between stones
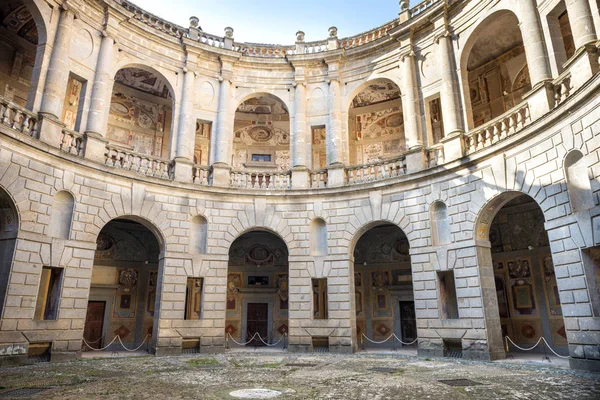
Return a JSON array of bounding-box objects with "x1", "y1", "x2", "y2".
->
[{"x1": 186, "y1": 357, "x2": 220, "y2": 367}]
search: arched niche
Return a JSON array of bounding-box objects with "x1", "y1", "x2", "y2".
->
[
  {"x1": 430, "y1": 201, "x2": 451, "y2": 246},
  {"x1": 460, "y1": 10, "x2": 531, "y2": 130},
  {"x1": 564, "y1": 150, "x2": 594, "y2": 212},
  {"x1": 49, "y1": 191, "x2": 74, "y2": 239},
  {"x1": 190, "y1": 215, "x2": 208, "y2": 254},
  {"x1": 346, "y1": 79, "x2": 404, "y2": 166},
  {"x1": 310, "y1": 218, "x2": 327, "y2": 257}
]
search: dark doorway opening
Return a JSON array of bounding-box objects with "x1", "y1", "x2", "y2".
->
[
  {"x1": 246, "y1": 303, "x2": 268, "y2": 346},
  {"x1": 84, "y1": 301, "x2": 106, "y2": 349}
]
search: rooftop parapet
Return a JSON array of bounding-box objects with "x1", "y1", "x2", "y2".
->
[{"x1": 116, "y1": 0, "x2": 449, "y2": 58}]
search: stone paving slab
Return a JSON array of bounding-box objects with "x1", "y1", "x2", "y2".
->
[{"x1": 0, "y1": 353, "x2": 598, "y2": 399}]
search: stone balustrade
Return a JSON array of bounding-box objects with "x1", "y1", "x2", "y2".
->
[
  {"x1": 427, "y1": 144, "x2": 445, "y2": 168},
  {"x1": 230, "y1": 170, "x2": 291, "y2": 190},
  {"x1": 310, "y1": 169, "x2": 328, "y2": 188},
  {"x1": 302, "y1": 40, "x2": 329, "y2": 54},
  {"x1": 553, "y1": 72, "x2": 573, "y2": 108},
  {"x1": 104, "y1": 144, "x2": 172, "y2": 179},
  {"x1": 59, "y1": 128, "x2": 84, "y2": 156},
  {"x1": 0, "y1": 96, "x2": 37, "y2": 137},
  {"x1": 409, "y1": 0, "x2": 441, "y2": 17},
  {"x1": 193, "y1": 164, "x2": 210, "y2": 186},
  {"x1": 235, "y1": 44, "x2": 295, "y2": 58},
  {"x1": 115, "y1": 0, "x2": 448, "y2": 58},
  {"x1": 120, "y1": 1, "x2": 185, "y2": 38},
  {"x1": 346, "y1": 156, "x2": 407, "y2": 185},
  {"x1": 464, "y1": 103, "x2": 531, "y2": 155},
  {"x1": 338, "y1": 20, "x2": 400, "y2": 50},
  {"x1": 198, "y1": 32, "x2": 225, "y2": 48}
]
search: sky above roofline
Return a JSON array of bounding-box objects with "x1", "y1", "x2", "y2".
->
[{"x1": 134, "y1": 0, "x2": 418, "y2": 44}]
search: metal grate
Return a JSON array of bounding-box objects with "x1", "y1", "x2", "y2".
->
[
  {"x1": 0, "y1": 387, "x2": 53, "y2": 398},
  {"x1": 438, "y1": 379, "x2": 483, "y2": 387},
  {"x1": 444, "y1": 350, "x2": 463, "y2": 358},
  {"x1": 182, "y1": 347, "x2": 201, "y2": 354}
]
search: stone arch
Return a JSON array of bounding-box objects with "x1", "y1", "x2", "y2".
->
[
  {"x1": 233, "y1": 91, "x2": 291, "y2": 114},
  {"x1": 110, "y1": 62, "x2": 178, "y2": 101},
  {"x1": 349, "y1": 219, "x2": 410, "y2": 260},
  {"x1": 95, "y1": 215, "x2": 167, "y2": 258},
  {"x1": 344, "y1": 77, "x2": 405, "y2": 166},
  {"x1": 458, "y1": 6, "x2": 529, "y2": 130},
  {"x1": 343, "y1": 76, "x2": 403, "y2": 112},
  {"x1": 227, "y1": 226, "x2": 292, "y2": 255},
  {"x1": 472, "y1": 190, "x2": 569, "y2": 358},
  {"x1": 0, "y1": 185, "x2": 19, "y2": 319},
  {"x1": 226, "y1": 227, "x2": 290, "y2": 346}
]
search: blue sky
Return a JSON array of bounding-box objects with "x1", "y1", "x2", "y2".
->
[{"x1": 136, "y1": 0, "x2": 416, "y2": 44}]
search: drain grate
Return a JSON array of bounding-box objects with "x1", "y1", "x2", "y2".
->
[
  {"x1": 0, "y1": 387, "x2": 53, "y2": 398},
  {"x1": 285, "y1": 363, "x2": 318, "y2": 367},
  {"x1": 368, "y1": 367, "x2": 398, "y2": 373},
  {"x1": 438, "y1": 379, "x2": 483, "y2": 387}
]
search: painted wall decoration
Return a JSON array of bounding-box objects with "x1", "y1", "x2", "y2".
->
[
  {"x1": 108, "y1": 90, "x2": 168, "y2": 157},
  {"x1": 114, "y1": 68, "x2": 171, "y2": 99},
  {"x1": 351, "y1": 82, "x2": 401, "y2": 108}
]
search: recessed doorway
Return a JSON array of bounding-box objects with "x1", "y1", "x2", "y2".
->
[{"x1": 246, "y1": 303, "x2": 268, "y2": 346}]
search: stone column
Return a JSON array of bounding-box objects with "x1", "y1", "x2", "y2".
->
[
  {"x1": 327, "y1": 77, "x2": 345, "y2": 187},
  {"x1": 210, "y1": 74, "x2": 233, "y2": 187},
  {"x1": 566, "y1": 0, "x2": 598, "y2": 48},
  {"x1": 401, "y1": 50, "x2": 426, "y2": 172},
  {"x1": 517, "y1": 0, "x2": 552, "y2": 86},
  {"x1": 436, "y1": 31, "x2": 464, "y2": 161},
  {"x1": 291, "y1": 82, "x2": 309, "y2": 188},
  {"x1": 172, "y1": 68, "x2": 196, "y2": 183},
  {"x1": 38, "y1": 5, "x2": 75, "y2": 146},
  {"x1": 559, "y1": 1, "x2": 598, "y2": 95},
  {"x1": 83, "y1": 32, "x2": 115, "y2": 162}
]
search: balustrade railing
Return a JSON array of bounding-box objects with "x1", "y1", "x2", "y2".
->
[
  {"x1": 553, "y1": 72, "x2": 573, "y2": 108},
  {"x1": 193, "y1": 164, "x2": 210, "y2": 185},
  {"x1": 120, "y1": 1, "x2": 185, "y2": 38},
  {"x1": 230, "y1": 170, "x2": 291, "y2": 190},
  {"x1": 409, "y1": 0, "x2": 440, "y2": 17},
  {"x1": 309, "y1": 169, "x2": 328, "y2": 188},
  {"x1": 346, "y1": 156, "x2": 406, "y2": 185},
  {"x1": 104, "y1": 144, "x2": 171, "y2": 179},
  {"x1": 60, "y1": 128, "x2": 83, "y2": 156},
  {"x1": 427, "y1": 144, "x2": 445, "y2": 168},
  {"x1": 303, "y1": 40, "x2": 329, "y2": 54},
  {"x1": 464, "y1": 103, "x2": 531, "y2": 155},
  {"x1": 235, "y1": 44, "x2": 295, "y2": 57},
  {"x1": 116, "y1": 0, "x2": 450, "y2": 58},
  {"x1": 339, "y1": 20, "x2": 399, "y2": 50},
  {"x1": 0, "y1": 96, "x2": 37, "y2": 137}
]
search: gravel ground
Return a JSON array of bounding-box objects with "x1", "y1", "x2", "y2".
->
[{"x1": 0, "y1": 352, "x2": 598, "y2": 399}]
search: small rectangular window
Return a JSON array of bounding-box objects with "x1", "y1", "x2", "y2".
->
[
  {"x1": 312, "y1": 278, "x2": 328, "y2": 320},
  {"x1": 438, "y1": 271, "x2": 459, "y2": 319},
  {"x1": 184, "y1": 278, "x2": 203, "y2": 320},
  {"x1": 34, "y1": 267, "x2": 63, "y2": 320},
  {"x1": 427, "y1": 97, "x2": 444, "y2": 144},
  {"x1": 251, "y1": 154, "x2": 272, "y2": 162}
]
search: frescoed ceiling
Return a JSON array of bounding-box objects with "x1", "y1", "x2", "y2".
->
[
  {"x1": 1, "y1": 1, "x2": 38, "y2": 45},
  {"x1": 114, "y1": 67, "x2": 172, "y2": 99},
  {"x1": 351, "y1": 81, "x2": 401, "y2": 108}
]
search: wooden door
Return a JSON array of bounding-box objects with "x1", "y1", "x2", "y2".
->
[
  {"x1": 84, "y1": 301, "x2": 105, "y2": 349},
  {"x1": 399, "y1": 301, "x2": 417, "y2": 343},
  {"x1": 246, "y1": 303, "x2": 268, "y2": 346}
]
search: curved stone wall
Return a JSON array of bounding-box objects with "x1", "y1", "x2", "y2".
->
[{"x1": 0, "y1": 0, "x2": 599, "y2": 371}]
